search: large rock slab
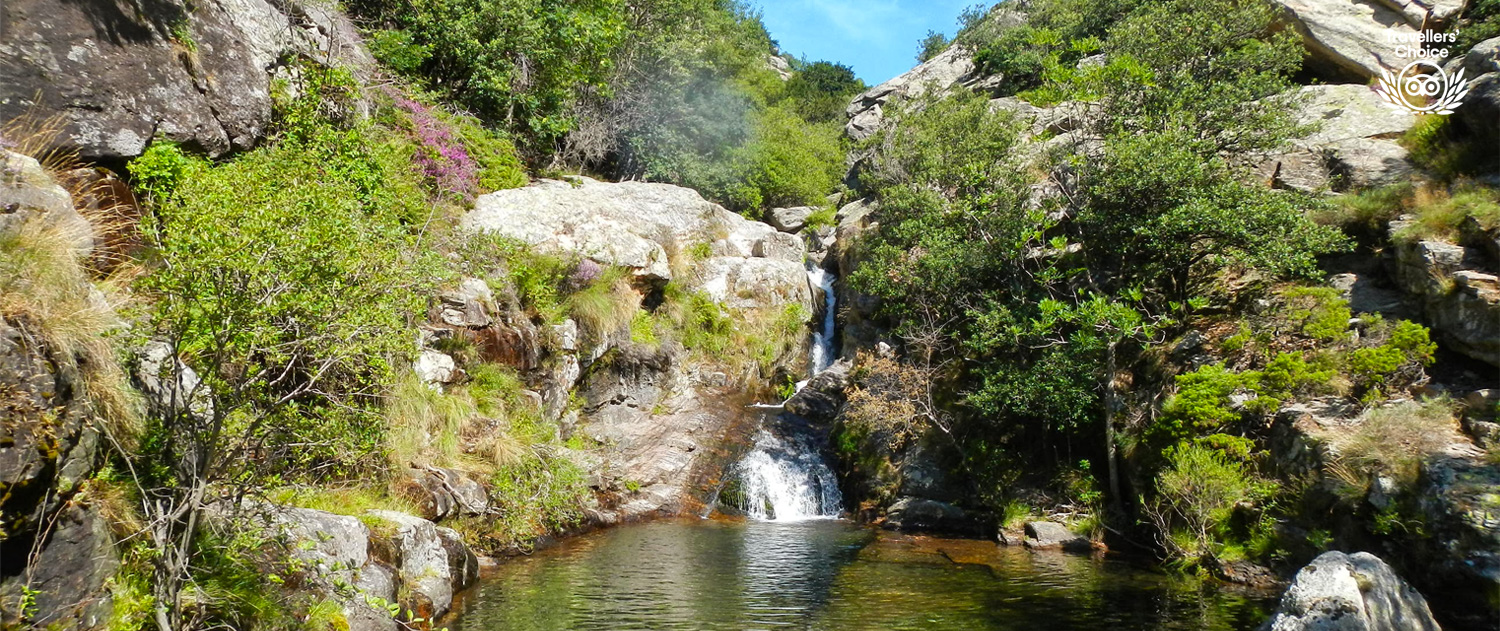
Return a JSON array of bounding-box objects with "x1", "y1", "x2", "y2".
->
[
  {"x1": 0, "y1": 0, "x2": 374, "y2": 160},
  {"x1": 366, "y1": 510, "x2": 454, "y2": 619},
  {"x1": 1256, "y1": 85, "x2": 1420, "y2": 192},
  {"x1": 1263, "y1": 551, "x2": 1441, "y2": 631},
  {"x1": 1271, "y1": 0, "x2": 1421, "y2": 81},
  {"x1": 465, "y1": 178, "x2": 812, "y2": 313},
  {"x1": 1389, "y1": 222, "x2": 1500, "y2": 367},
  {"x1": 0, "y1": 505, "x2": 117, "y2": 630},
  {"x1": 1022, "y1": 520, "x2": 1094, "y2": 552}
]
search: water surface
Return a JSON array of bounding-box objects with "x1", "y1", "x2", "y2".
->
[{"x1": 449, "y1": 519, "x2": 1274, "y2": 631}]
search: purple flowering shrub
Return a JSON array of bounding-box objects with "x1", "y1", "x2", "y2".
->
[
  {"x1": 389, "y1": 90, "x2": 480, "y2": 200},
  {"x1": 568, "y1": 258, "x2": 604, "y2": 290}
]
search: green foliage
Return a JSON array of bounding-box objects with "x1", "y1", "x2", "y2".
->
[
  {"x1": 1394, "y1": 184, "x2": 1500, "y2": 243},
  {"x1": 128, "y1": 141, "x2": 193, "y2": 203},
  {"x1": 967, "y1": 0, "x2": 1141, "y2": 96},
  {"x1": 784, "y1": 61, "x2": 866, "y2": 123},
  {"x1": 802, "y1": 206, "x2": 837, "y2": 230},
  {"x1": 1282, "y1": 287, "x2": 1351, "y2": 342},
  {"x1": 916, "y1": 31, "x2": 950, "y2": 63},
  {"x1": 1452, "y1": 0, "x2": 1500, "y2": 63},
  {"x1": 1315, "y1": 183, "x2": 1413, "y2": 233},
  {"x1": 355, "y1": 0, "x2": 627, "y2": 151},
  {"x1": 476, "y1": 448, "x2": 592, "y2": 546},
  {"x1": 1149, "y1": 442, "x2": 1277, "y2": 560},
  {"x1": 721, "y1": 105, "x2": 846, "y2": 211},
  {"x1": 1347, "y1": 321, "x2": 1436, "y2": 393},
  {"x1": 1158, "y1": 364, "x2": 1247, "y2": 441}
]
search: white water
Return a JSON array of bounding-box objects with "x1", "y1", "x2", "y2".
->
[
  {"x1": 727, "y1": 261, "x2": 845, "y2": 521},
  {"x1": 733, "y1": 429, "x2": 844, "y2": 521},
  {"x1": 806, "y1": 262, "x2": 837, "y2": 377}
]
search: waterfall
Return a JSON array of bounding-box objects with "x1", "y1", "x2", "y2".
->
[
  {"x1": 806, "y1": 262, "x2": 837, "y2": 376},
  {"x1": 731, "y1": 428, "x2": 843, "y2": 521}
]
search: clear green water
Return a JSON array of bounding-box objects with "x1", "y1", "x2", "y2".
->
[{"x1": 448, "y1": 519, "x2": 1275, "y2": 631}]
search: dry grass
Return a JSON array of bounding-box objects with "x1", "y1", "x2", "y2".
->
[
  {"x1": 1326, "y1": 399, "x2": 1462, "y2": 489},
  {"x1": 1394, "y1": 183, "x2": 1500, "y2": 243},
  {"x1": 383, "y1": 373, "x2": 478, "y2": 470},
  {"x1": 567, "y1": 269, "x2": 642, "y2": 339}
]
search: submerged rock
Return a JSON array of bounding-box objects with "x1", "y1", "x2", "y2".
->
[{"x1": 1262, "y1": 551, "x2": 1441, "y2": 631}]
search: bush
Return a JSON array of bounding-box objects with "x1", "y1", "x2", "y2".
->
[
  {"x1": 1148, "y1": 442, "x2": 1277, "y2": 560},
  {"x1": 1159, "y1": 364, "x2": 1248, "y2": 440},
  {"x1": 1282, "y1": 286, "x2": 1351, "y2": 342}
]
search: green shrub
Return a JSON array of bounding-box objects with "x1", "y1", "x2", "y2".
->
[
  {"x1": 721, "y1": 105, "x2": 845, "y2": 212},
  {"x1": 1282, "y1": 286, "x2": 1351, "y2": 342},
  {"x1": 1314, "y1": 183, "x2": 1412, "y2": 232},
  {"x1": 1159, "y1": 364, "x2": 1247, "y2": 440},
  {"x1": 1147, "y1": 442, "x2": 1277, "y2": 560},
  {"x1": 1347, "y1": 320, "x2": 1436, "y2": 392},
  {"x1": 1257, "y1": 352, "x2": 1335, "y2": 402},
  {"x1": 1394, "y1": 184, "x2": 1500, "y2": 243}
]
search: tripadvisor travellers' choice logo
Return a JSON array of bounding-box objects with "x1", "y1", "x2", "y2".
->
[{"x1": 1373, "y1": 29, "x2": 1473, "y2": 115}]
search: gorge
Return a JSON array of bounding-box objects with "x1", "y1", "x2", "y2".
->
[{"x1": 1, "y1": 0, "x2": 1498, "y2": 629}]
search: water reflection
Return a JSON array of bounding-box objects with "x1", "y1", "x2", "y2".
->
[{"x1": 448, "y1": 520, "x2": 1272, "y2": 631}]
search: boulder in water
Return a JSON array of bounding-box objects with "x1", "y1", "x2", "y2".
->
[
  {"x1": 1022, "y1": 521, "x2": 1094, "y2": 552},
  {"x1": 882, "y1": 496, "x2": 992, "y2": 537},
  {"x1": 784, "y1": 359, "x2": 852, "y2": 425},
  {"x1": 1262, "y1": 551, "x2": 1441, "y2": 631}
]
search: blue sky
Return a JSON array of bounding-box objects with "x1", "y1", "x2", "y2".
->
[{"x1": 753, "y1": 0, "x2": 977, "y2": 85}]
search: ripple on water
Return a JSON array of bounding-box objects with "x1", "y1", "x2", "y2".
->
[{"x1": 448, "y1": 519, "x2": 1273, "y2": 631}]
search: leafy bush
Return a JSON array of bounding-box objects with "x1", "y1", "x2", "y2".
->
[
  {"x1": 1282, "y1": 287, "x2": 1352, "y2": 342},
  {"x1": 1148, "y1": 442, "x2": 1277, "y2": 560},
  {"x1": 721, "y1": 105, "x2": 846, "y2": 212},
  {"x1": 1158, "y1": 364, "x2": 1247, "y2": 441}
]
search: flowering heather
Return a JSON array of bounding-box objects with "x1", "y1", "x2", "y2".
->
[
  {"x1": 389, "y1": 91, "x2": 479, "y2": 200},
  {"x1": 569, "y1": 258, "x2": 604, "y2": 290}
]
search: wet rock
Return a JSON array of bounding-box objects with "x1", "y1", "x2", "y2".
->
[
  {"x1": 1262, "y1": 551, "x2": 1440, "y2": 631},
  {"x1": 883, "y1": 497, "x2": 990, "y2": 537},
  {"x1": 366, "y1": 510, "x2": 455, "y2": 619},
  {"x1": 784, "y1": 359, "x2": 852, "y2": 426},
  {"x1": 1022, "y1": 521, "x2": 1093, "y2": 552},
  {"x1": 0, "y1": 0, "x2": 375, "y2": 160},
  {"x1": 1211, "y1": 558, "x2": 1283, "y2": 591},
  {"x1": 767, "y1": 206, "x2": 816, "y2": 233}
]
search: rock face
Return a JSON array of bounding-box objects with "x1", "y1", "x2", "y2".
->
[
  {"x1": 1262, "y1": 551, "x2": 1441, "y2": 631},
  {"x1": 1388, "y1": 219, "x2": 1500, "y2": 367},
  {"x1": 0, "y1": 151, "x2": 94, "y2": 250},
  {"x1": 465, "y1": 178, "x2": 813, "y2": 314},
  {"x1": 1255, "y1": 85, "x2": 1419, "y2": 192},
  {"x1": 882, "y1": 496, "x2": 991, "y2": 537},
  {"x1": 845, "y1": 47, "x2": 980, "y2": 142},
  {"x1": 366, "y1": 510, "x2": 460, "y2": 620},
  {"x1": 0, "y1": 0, "x2": 374, "y2": 161},
  {"x1": 1448, "y1": 37, "x2": 1500, "y2": 152},
  {"x1": 1270, "y1": 0, "x2": 1420, "y2": 82},
  {"x1": 255, "y1": 506, "x2": 397, "y2": 631},
  {"x1": 784, "y1": 359, "x2": 852, "y2": 424},
  {"x1": 0, "y1": 505, "x2": 118, "y2": 630}
]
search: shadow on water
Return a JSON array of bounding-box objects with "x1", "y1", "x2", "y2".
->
[{"x1": 448, "y1": 519, "x2": 1274, "y2": 631}]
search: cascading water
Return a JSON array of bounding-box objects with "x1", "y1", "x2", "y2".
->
[
  {"x1": 806, "y1": 261, "x2": 837, "y2": 376},
  {"x1": 725, "y1": 259, "x2": 844, "y2": 521},
  {"x1": 732, "y1": 428, "x2": 843, "y2": 521}
]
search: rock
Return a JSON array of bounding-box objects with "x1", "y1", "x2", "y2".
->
[
  {"x1": 0, "y1": 0, "x2": 374, "y2": 160},
  {"x1": 830, "y1": 199, "x2": 884, "y2": 358},
  {"x1": 0, "y1": 300, "x2": 101, "y2": 545},
  {"x1": 1211, "y1": 558, "x2": 1283, "y2": 591},
  {"x1": 0, "y1": 505, "x2": 117, "y2": 630},
  {"x1": 1022, "y1": 521, "x2": 1093, "y2": 552},
  {"x1": 1255, "y1": 85, "x2": 1420, "y2": 193},
  {"x1": 466, "y1": 178, "x2": 812, "y2": 314},
  {"x1": 767, "y1": 206, "x2": 816, "y2": 233},
  {"x1": 752, "y1": 231, "x2": 807, "y2": 263},
  {"x1": 435, "y1": 526, "x2": 480, "y2": 592},
  {"x1": 845, "y1": 47, "x2": 979, "y2": 141},
  {"x1": 438, "y1": 277, "x2": 494, "y2": 328},
  {"x1": 414, "y1": 350, "x2": 459, "y2": 386},
  {"x1": 1262, "y1": 551, "x2": 1441, "y2": 631},
  {"x1": 1270, "y1": 0, "x2": 1419, "y2": 81},
  {"x1": 136, "y1": 340, "x2": 215, "y2": 422},
  {"x1": 1367, "y1": 474, "x2": 1400, "y2": 510},
  {"x1": 246, "y1": 505, "x2": 398, "y2": 631},
  {"x1": 784, "y1": 359, "x2": 852, "y2": 424},
  {"x1": 1455, "y1": 71, "x2": 1500, "y2": 153},
  {"x1": 397, "y1": 467, "x2": 490, "y2": 520},
  {"x1": 767, "y1": 55, "x2": 792, "y2": 81},
  {"x1": 1329, "y1": 272, "x2": 1407, "y2": 316},
  {"x1": 366, "y1": 510, "x2": 455, "y2": 619},
  {"x1": 1031, "y1": 101, "x2": 1098, "y2": 136},
  {"x1": 883, "y1": 496, "x2": 990, "y2": 536},
  {"x1": 0, "y1": 151, "x2": 93, "y2": 251},
  {"x1": 1389, "y1": 233, "x2": 1500, "y2": 367}
]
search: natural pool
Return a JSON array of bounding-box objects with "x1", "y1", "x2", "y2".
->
[{"x1": 448, "y1": 519, "x2": 1275, "y2": 631}]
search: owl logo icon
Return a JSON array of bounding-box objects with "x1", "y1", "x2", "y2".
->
[{"x1": 1375, "y1": 59, "x2": 1472, "y2": 115}]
